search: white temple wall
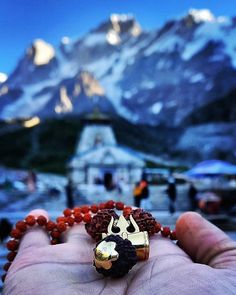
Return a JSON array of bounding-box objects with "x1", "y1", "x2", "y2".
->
[
  {"x1": 70, "y1": 167, "x2": 143, "y2": 184},
  {"x1": 115, "y1": 167, "x2": 129, "y2": 183},
  {"x1": 77, "y1": 125, "x2": 117, "y2": 154},
  {"x1": 130, "y1": 168, "x2": 143, "y2": 183},
  {"x1": 70, "y1": 169, "x2": 86, "y2": 184},
  {"x1": 87, "y1": 167, "x2": 101, "y2": 184}
]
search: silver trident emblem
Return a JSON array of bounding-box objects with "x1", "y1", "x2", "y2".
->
[{"x1": 102, "y1": 214, "x2": 150, "y2": 260}]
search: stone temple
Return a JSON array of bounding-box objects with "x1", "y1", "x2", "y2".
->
[{"x1": 68, "y1": 113, "x2": 145, "y2": 188}]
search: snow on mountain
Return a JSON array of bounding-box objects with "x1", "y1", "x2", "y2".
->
[
  {"x1": 189, "y1": 73, "x2": 205, "y2": 83},
  {"x1": 95, "y1": 13, "x2": 142, "y2": 38},
  {"x1": 176, "y1": 123, "x2": 236, "y2": 160},
  {"x1": 1, "y1": 10, "x2": 236, "y2": 128},
  {"x1": 1, "y1": 82, "x2": 55, "y2": 118},
  {"x1": 182, "y1": 15, "x2": 236, "y2": 66},
  {"x1": 151, "y1": 102, "x2": 163, "y2": 115},
  {"x1": 28, "y1": 39, "x2": 55, "y2": 66},
  {"x1": 83, "y1": 32, "x2": 107, "y2": 47},
  {"x1": 144, "y1": 34, "x2": 182, "y2": 56},
  {"x1": 188, "y1": 9, "x2": 216, "y2": 23},
  {"x1": 0, "y1": 73, "x2": 7, "y2": 83}
]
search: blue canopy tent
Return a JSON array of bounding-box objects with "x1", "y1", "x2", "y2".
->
[{"x1": 186, "y1": 160, "x2": 236, "y2": 177}]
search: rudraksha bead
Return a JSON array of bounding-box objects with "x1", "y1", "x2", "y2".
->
[
  {"x1": 131, "y1": 209, "x2": 157, "y2": 235},
  {"x1": 94, "y1": 235, "x2": 137, "y2": 278},
  {"x1": 85, "y1": 209, "x2": 119, "y2": 241}
]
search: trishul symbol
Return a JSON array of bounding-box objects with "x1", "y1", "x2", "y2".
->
[
  {"x1": 102, "y1": 214, "x2": 150, "y2": 260},
  {"x1": 105, "y1": 215, "x2": 140, "y2": 239}
]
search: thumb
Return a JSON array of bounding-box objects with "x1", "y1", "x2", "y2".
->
[{"x1": 176, "y1": 212, "x2": 236, "y2": 270}]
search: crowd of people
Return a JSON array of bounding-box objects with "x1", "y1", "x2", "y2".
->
[
  {"x1": 132, "y1": 174, "x2": 202, "y2": 213},
  {"x1": 23, "y1": 168, "x2": 211, "y2": 214},
  {"x1": 23, "y1": 169, "x2": 221, "y2": 214}
]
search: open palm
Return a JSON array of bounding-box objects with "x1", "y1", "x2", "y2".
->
[{"x1": 3, "y1": 210, "x2": 236, "y2": 295}]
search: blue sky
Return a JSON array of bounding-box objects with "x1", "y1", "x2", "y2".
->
[{"x1": 0, "y1": 0, "x2": 235, "y2": 74}]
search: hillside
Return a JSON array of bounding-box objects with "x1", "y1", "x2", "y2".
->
[{"x1": 0, "y1": 116, "x2": 183, "y2": 174}]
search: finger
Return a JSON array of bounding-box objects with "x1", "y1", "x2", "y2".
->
[
  {"x1": 17, "y1": 209, "x2": 50, "y2": 255},
  {"x1": 62, "y1": 223, "x2": 90, "y2": 244},
  {"x1": 176, "y1": 211, "x2": 236, "y2": 269},
  {"x1": 61, "y1": 224, "x2": 95, "y2": 262}
]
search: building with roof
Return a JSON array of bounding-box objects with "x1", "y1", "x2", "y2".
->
[{"x1": 68, "y1": 113, "x2": 145, "y2": 187}]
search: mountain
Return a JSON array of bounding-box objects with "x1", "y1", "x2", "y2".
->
[
  {"x1": 0, "y1": 10, "x2": 236, "y2": 163},
  {"x1": 0, "y1": 73, "x2": 7, "y2": 84},
  {"x1": 1, "y1": 10, "x2": 236, "y2": 124}
]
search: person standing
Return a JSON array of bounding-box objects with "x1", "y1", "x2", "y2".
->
[
  {"x1": 166, "y1": 178, "x2": 177, "y2": 214},
  {"x1": 133, "y1": 182, "x2": 142, "y2": 207},
  {"x1": 140, "y1": 179, "x2": 150, "y2": 209},
  {"x1": 188, "y1": 182, "x2": 198, "y2": 211},
  {"x1": 65, "y1": 179, "x2": 75, "y2": 209},
  {"x1": 140, "y1": 179, "x2": 149, "y2": 199},
  {"x1": 27, "y1": 170, "x2": 37, "y2": 192}
]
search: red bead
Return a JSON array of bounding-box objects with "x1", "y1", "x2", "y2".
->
[
  {"x1": 25, "y1": 215, "x2": 36, "y2": 226},
  {"x1": 90, "y1": 204, "x2": 98, "y2": 213},
  {"x1": 57, "y1": 222, "x2": 67, "y2": 233},
  {"x1": 73, "y1": 207, "x2": 81, "y2": 214},
  {"x1": 66, "y1": 216, "x2": 75, "y2": 226},
  {"x1": 161, "y1": 227, "x2": 171, "y2": 237},
  {"x1": 56, "y1": 216, "x2": 66, "y2": 223},
  {"x1": 51, "y1": 229, "x2": 60, "y2": 239},
  {"x1": 1, "y1": 274, "x2": 6, "y2": 283},
  {"x1": 81, "y1": 206, "x2": 90, "y2": 214},
  {"x1": 105, "y1": 200, "x2": 115, "y2": 209},
  {"x1": 7, "y1": 251, "x2": 17, "y2": 261},
  {"x1": 123, "y1": 206, "x2": 132, "y2": 217},
  {"x1": 155, "y1": 222, "x2": 162, "y2": 233},
  {"x1": 99, "y1": 203, "x2": 106, "y2": 210},
  {"x1": 63, "y1": 208, "x2": 72, "y2": 217},
  {"x1": 170, "y1": 230, "x2": 177, "y2": 240},
  {"x1": 74, "y1": 212, "x2": 83, "y2": 223},
  {"x1": 116, "y1": 202, "x2": 124, "y2": 210},
  {"x1": 37, "y1": 215, "x2": 47, "y2": 226},
  {"x1": 10, "y1": 229, "x2": 23, "y2": 239},
  {"x1": 46, "y1": 221, "x2": 56, "y2": 231},
  {"x1": 83, "y1": 213, "x2": 91, "y2": 223},
  {"x1": 3, "y1": 262, "x2": 11, "y2": 271},
  {"x1": 16, "y1": 221, "x2": 27, "y2": 232},
  {"x1": 6, "y1": 240, "x2": 19, "y2": 251}
]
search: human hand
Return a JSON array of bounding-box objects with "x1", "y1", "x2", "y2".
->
[{"x1": 3, "y1": 210, "x2": 236, "y2": 295}]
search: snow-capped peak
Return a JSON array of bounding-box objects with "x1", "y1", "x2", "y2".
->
[
  {"x1": 188, "y1": 9, "x2": 216, "y2": 23},
  {"x1": 100, "y1": 13, "x2": 142, "y2": 45},
  {"x1": 110, "y1": 13, "x2": 134, "y2": 23},
  {"x1": 110, "y1": 13, "x2": 142, "y2": 37},
  {"x1": 83, "y1": 14, "x2": 142, "y2": 47},
  {"x1": 0, "y1": 72, "x2": 7, "y2": 83},
  {"x1": 92, "y1": 14, "x2": 141, "y2": 38},
  {"x1": 61, "y1": 36, "x2": 70, "y2": 45},
  {"x1": 187, "y1": 8, "x2": 229, "y2": 24},
  {"x1": 2, "y1": 9, "x2": 236, "y2": 134},
  {"x1": 27, "y1": 39, "x2": 55, "y2": 66}
]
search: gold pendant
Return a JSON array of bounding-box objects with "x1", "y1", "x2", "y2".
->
[{"x1": 94, "y1": 214, "x2": 149, "y2": 271}]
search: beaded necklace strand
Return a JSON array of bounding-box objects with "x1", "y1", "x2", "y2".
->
[{"x1": 2, "y1": 200, "x2": 177, "y2": 282}]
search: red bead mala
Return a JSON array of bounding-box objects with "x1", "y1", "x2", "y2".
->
[{"x1": 1, "y1": 200, "x2": 177, "y2": 283}]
